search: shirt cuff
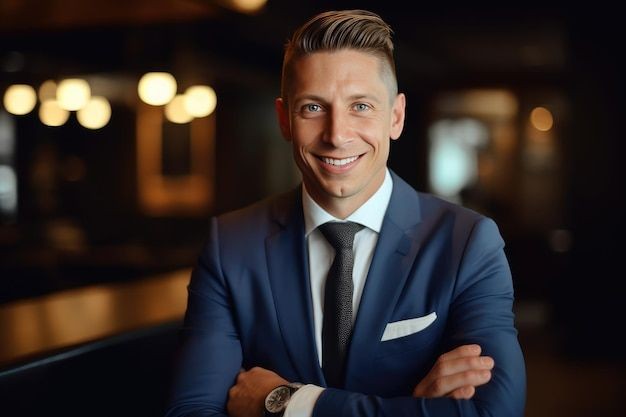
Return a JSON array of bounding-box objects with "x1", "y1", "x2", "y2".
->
[{"x1": 284, "y1": 384, "x2": 325, "y2": 417}]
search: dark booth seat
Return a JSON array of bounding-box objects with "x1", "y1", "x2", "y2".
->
[{"x1": 0, "y1": 320, "x2": 182, "y2": 417}]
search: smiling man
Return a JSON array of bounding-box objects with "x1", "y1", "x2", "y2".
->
[
  {"x1": 165, "y1": 10, "x2": 526, "y2": 417},
  {"x1": 277, "y1": 48, "x2": 405, "y2": 220}
]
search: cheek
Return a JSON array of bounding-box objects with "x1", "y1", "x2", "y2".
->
[
  {"x1": 362, "y1": 131, "x2": 389, "y2": 153},
  {"x1": 375, "y1": 142, "x2": 390, "y2": 160},
  {"x1": 357, "y1": 119, "x2": 389, "y2": 147},
  {"x1": 292, "y1": 124, "x2": 321, "y2": 150},
  {"x1": 291, "y1": 141, "x2": 313, "y2": 168}
]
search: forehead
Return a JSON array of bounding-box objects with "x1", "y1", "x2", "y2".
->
[{"x1": 290, "y1": 49, "x2": 389, "y2": 97}]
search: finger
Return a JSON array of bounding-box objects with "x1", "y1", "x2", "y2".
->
[
  {"x1": 417, "y1": 368, "x2": 491, "y2": 398},
  {"x1": 438, "y1": 369, "x2": 492, "y2": 395},
  {"x1": 235, "y1": 369, "x2": 247, "y2": 382},
  {"x1": 413, "y1": 345, "x2": 495, "y2": 399},
  {"x1": 448, "y1": 385, "x2": 475, "y2": 400},
  {"x1": 434, "y1": 355, "x2": 494, "y2": 379},
  {"x1": 419, "y1": 346, "x2": 484, "y2": 387},
  {"x1": 438, "y1": 344, "x2": 482, "y2": 362}
]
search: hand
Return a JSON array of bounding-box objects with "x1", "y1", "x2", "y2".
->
[
  {"x1": 413, "y1": 344, "x2": 494, "y2": 400},
  {"x1": 227, "y1": 367, "x2": 289, "y2": 417}
]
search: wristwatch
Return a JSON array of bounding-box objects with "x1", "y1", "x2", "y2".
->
[{"x1": 263, "y1": 382, "x2": 303, "y2": 416}]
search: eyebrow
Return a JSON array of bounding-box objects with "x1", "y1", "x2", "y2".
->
[{"x1": 293, "y1": 93, "x2": 383, "y2": 106}]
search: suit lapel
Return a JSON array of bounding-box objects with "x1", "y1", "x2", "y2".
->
[
  {"x1": 265, "y1": 190, "x2": 325, "y2": 385},
  {"x1": 344, "y1": 172, "x2": 423, "y2": 388}
]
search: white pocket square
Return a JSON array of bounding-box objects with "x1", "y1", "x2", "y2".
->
[{"x1": 381, "y1": 312, "x2": 437, "y2": 342}]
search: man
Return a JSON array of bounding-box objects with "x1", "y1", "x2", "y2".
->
[{"x1": 165, "y1": 9, "x2": 526, "y2": 417}]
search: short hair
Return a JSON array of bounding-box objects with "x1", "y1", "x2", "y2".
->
[{"x1": 280, "y1": 9, "x2": 398, "y2": 102}]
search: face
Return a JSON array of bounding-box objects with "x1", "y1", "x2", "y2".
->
[{"x1": 276, "y1": 49, "x2": 405, "y2": 218}]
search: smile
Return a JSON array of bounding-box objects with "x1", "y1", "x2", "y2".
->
[{"x1": 318, "y1": 155, "x2": 360, "y2": 166}]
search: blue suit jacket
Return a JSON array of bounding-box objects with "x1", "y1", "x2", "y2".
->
[{"x1": 165, "y1": 171, "x2": 526, "y2": 416}]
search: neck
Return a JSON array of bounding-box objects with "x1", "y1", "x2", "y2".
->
[
  {"x1": 319, "y1": 199, "x2": 362, "y2": 220},
  {"x1": 305, "y1": 170, "x2": 386, "y2": 220}
]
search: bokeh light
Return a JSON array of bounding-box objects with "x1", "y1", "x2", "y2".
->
[
  {"x1": 530, "y1": 106, "x2": 554, "y2": 132},
  {"x1": 39, "y1": 100, "x2": 70, "y2": 127},
  {"x1": 138, "y1": 72, "x2": 177, "y2": 106},
  {"x1": 3, "y1": 84, "x2": 37, "y2": 115},
  {"x1": 57, "y1": 79, "x2": 91, "y2": 111},
  {"x1": 183, "y1": 85, "x2": 217, "y2": 117},
  {"x1": 165, "y1": 95, "x2": 193, "y2": 124},
  {"x1": 77, "y1": 96, "x2": 112, "y2": 129},
  {"x1": 38, "y1": 80, "x2": 58, "y2": 102}
]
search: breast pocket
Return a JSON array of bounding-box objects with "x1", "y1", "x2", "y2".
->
[
  {"x1": 376, "y1": 312, "x2": 441, "y2": 360},
  {"x1": 381, "y1": 312, "x2": 437, "y2": 341}
]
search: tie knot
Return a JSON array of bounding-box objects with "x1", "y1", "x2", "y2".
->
[{"x1": 319, "y1": 221, "x2": 364, "y2": 250}]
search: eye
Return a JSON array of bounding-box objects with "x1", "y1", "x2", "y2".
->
[
  {"x1": 353, "y1": 103, "x2": 371, "y2": 112},
  {"x1": 302, "y1": 103, "x2": 322, "y2": 113},
  {"x1": 297, "y1": 103, "x2": 325, "y2": 119}
]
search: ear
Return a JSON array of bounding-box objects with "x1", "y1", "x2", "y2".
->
[
  {"x1": 390, "y1": 93, "x2": 406, "y2": 140},
  {"x1": 275, "y1": 97, "x2": 292, "y2": 141}
]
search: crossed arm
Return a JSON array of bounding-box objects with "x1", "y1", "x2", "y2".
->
[
  {"x1": 227, "y1": 344, "x2": 495, "y2": 417},
  {"x1": 165, "y1": 217, "x2": 526, "y2": 417}
]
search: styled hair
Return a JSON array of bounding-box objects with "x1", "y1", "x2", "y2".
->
[{"x1": 280, "y1": 9, "x2": 397, "y2": 101}]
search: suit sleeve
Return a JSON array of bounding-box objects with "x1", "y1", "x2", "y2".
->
[
  {"x1": 165, "y1": 217, "x2": 242, "y2": 417},
  {"x1": 312, "y1": 217, "x2": 526, "y2": 417}
]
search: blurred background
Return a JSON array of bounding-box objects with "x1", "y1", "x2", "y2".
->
[{"x1": 0, "y1": 1, "x2": 624, "y2": 416}]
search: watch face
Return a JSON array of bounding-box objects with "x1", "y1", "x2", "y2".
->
[{"x1": 265, "y1": 386, "x2": 291, "y2": 413}]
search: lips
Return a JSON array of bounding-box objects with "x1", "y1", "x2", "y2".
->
[
  {"x1": 319, "y1": 155, "x2": 359, "y2": 166},
  {"x1": 314, "y1": 152, "x2": 365, "y2": 173}
]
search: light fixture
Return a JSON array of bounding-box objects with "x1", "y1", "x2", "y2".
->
[
  {"x1": 530, "y1": 106, "x2": 554, "y2": 132},
  {"x1": 138, "y1": 72, "x2": 177, "y2": 106},
  {"x1": 77, "y1": 96, "x2": 111, "y2": 129},
  {"x1": 39, "y1": 100, "x2": 70, "y2": 127},
  {"x1": 57, "y1": 78, "x2": 91, "y2": 111},
  {"x1": 3, "y1": 84, "x2": 37, "y2": 115},
  {"x1": 165, "y1": 94, "x2": 193, "y2": 124},
  {"x1": 38, "y1": 80, "x2": 57, "y2": 102},
  {"x1": 183, "y1": 85, "x2": 217, "y2": 117},
  {"x1": 228, "y1": 0, "x2": 267, "y2": 13}
]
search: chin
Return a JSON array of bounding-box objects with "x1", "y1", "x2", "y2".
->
[{"x1": 326, "y1": 183, "x2": 357, "y2": 199}]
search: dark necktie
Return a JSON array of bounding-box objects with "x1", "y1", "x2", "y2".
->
[{"x1": 318, "y1": 221, "x2": 364, "y2": 388}]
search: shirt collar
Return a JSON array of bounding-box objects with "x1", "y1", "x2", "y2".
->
[{"x1": 302, "y1": 168, "x2": 393, "y2": 236}]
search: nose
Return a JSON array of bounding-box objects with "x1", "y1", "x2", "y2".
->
[{"x1": 323, "y1": 108, "x2": 352, "y2": 147}]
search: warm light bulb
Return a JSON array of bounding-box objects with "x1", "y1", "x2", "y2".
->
[
  {"x1": 38, "y1": 80, "x2": 57, "y2": 102},
  {"x1": 3, "y1": 84, "x2": 37, "y2": 115},
  {"x1": 39, "y1": 100, "x2": 70, "y2": 127},
  {"x1": 138, "y1": 72, "x2": 177, "y2": 106},
  {"x1": 183, "y1": 85, "x2": 217, "y2": 117},
  {"x1": 165, "y1": 95, "x2": 193, "y2": 124},
  {"x1": 77, "y1": 96, "x2": 111, "y2": 129},
  {"x1": 530, "y1": 106, "x2": 554, "y2": 132},
  {"x1": 57, "y1": 78, "x2": 91, "y2": 111},
  {"x1": 229, "y1": 0, "x2": 267, "y2": 13}
]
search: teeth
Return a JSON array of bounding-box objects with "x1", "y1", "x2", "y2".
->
[{"x1": 322, "y1": 155, "x2": 358, "y2": 166}]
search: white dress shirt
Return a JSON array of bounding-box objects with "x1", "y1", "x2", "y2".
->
[{"x1": 284, "y1": 169, "x2": 393, "y2": 417}]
